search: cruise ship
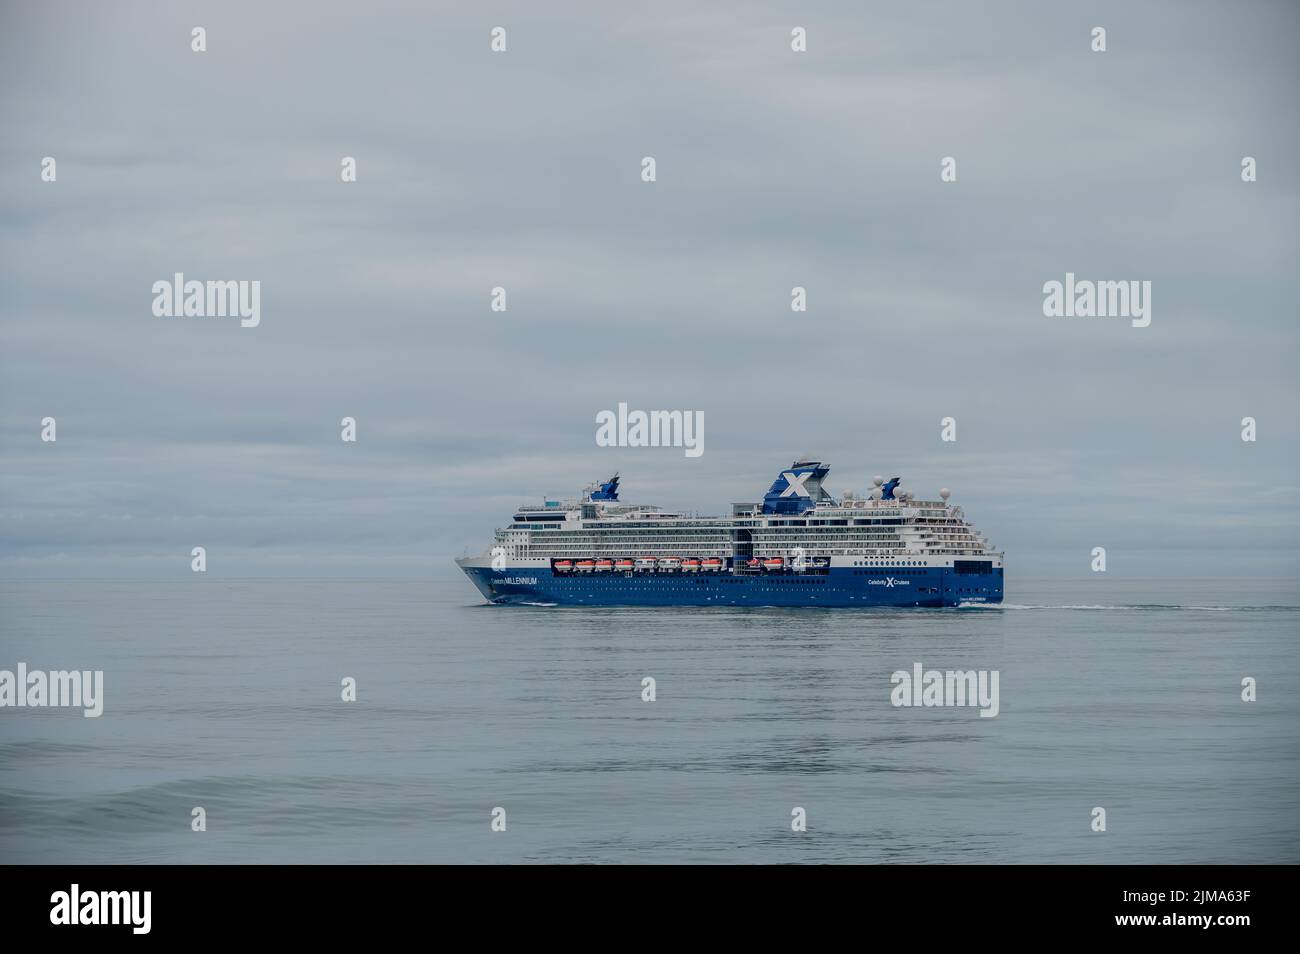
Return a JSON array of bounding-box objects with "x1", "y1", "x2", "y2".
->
[{"x1": 456, "y1": 461, "x2": 1004, "y2": 607}]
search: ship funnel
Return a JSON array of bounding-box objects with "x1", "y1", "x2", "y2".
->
[
  {"x1": 761, "y1": 461, "x2": 833, "y2": 514},
  {"x1": 586, "y1": 473, "x2": 620, "y2": 502}
]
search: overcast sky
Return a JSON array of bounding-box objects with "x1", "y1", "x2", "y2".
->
[{"x1": 1, "y1": 0, "x2": 1297, "y2": 581}]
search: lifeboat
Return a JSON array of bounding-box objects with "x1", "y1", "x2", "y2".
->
[
  {"x1": 554, "y1": 560, "x2": 573, "y2": 573},
  {"x1": 762, "y1": 557, "x2": 785, "y2": 571},
  {"x1": 575, "y1": 560, "x2": 595, "y2": 572},
  {"x1": 746, "y1": 559, "x2": 762, "y2": 569},
  {"x1": 702, "y1": 558, "x2": 723, "y2": 572},
  {"x1": 594, "y1": 559, "x2": 613, "y2": 571},
  {"x1": 635, "y1": 557, "x2": 657, "y2": 571},
  {"x1": 682, "y1": 559, "x2": 701, "y2": 572},
  {"x1": 657, "y1": 557, "x2": 682, "y2": 570},
  {"x1": 615, "y1": 559, "x2": 634, "y2": 571}
]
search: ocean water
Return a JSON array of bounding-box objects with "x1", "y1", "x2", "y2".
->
[{"x1": 0, "y1": 578, "x2": 1297, "y2": 864}]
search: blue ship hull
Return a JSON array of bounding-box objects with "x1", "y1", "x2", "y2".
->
[{"x1": 461, "y1": 566, "x2": 1003, "y2": 608}]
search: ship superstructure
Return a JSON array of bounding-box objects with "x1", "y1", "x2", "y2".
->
[{"x1": 456, "y1": 461, "x2": 1004, "y2": 607}]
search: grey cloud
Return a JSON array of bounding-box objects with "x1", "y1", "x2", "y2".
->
[{"x1": 1, "y1": 0, "x2": 1297, "y2": 581}]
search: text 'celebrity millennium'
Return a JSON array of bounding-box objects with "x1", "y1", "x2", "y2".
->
[{"x1": 457, "y1": 461, "x2": 1004, "y2": 607}]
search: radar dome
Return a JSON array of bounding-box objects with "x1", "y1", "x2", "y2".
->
[
  {"x1": 873, "y1": 475, "x2": 884, "y2": 487},
  {"x1": 939, "y1": 488, "x2": 950, "y2": 501}
]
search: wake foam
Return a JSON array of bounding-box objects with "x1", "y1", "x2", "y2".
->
[{"x1": 958, "y1": 602, "x2": 1290, "y2": 612}]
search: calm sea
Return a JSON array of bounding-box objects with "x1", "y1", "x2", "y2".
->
[{"x1": 1, "y1": 579, "x2": 1297, "y2": 864}]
